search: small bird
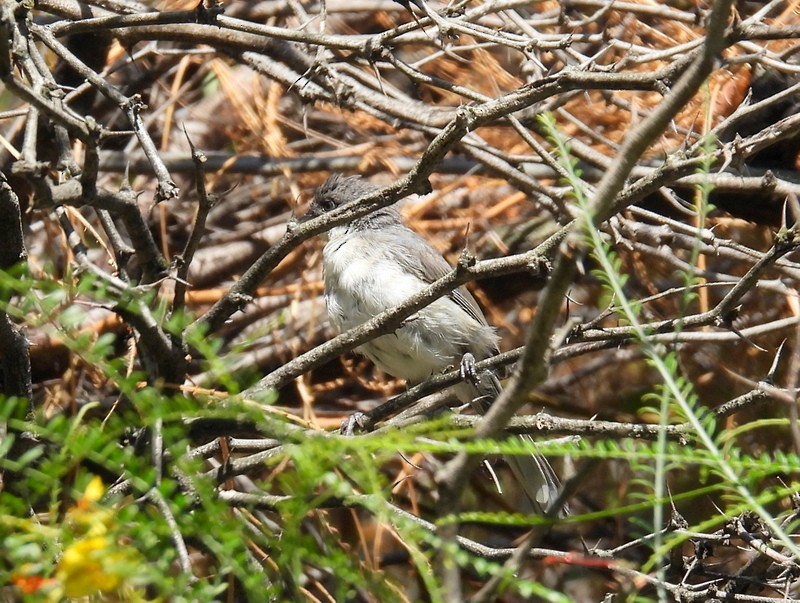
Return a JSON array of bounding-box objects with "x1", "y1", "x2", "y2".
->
[{"x1": 305, "y1": 174, "x2": 562, "y2": 514}]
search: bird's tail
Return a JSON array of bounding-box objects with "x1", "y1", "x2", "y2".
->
[{"x1": 504, "y1": 436, "x2": 566, "y2": 516}]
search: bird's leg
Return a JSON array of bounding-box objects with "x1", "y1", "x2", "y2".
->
[
  {"x1": 459, "y1": 352, "x2": 500, "y2": 413},
  {"x1": 459, "y1": 352, "x2": 480, "y2": 388},
  {"x1": 339, "y1": 412, "x2": 370, "y2": 436}
]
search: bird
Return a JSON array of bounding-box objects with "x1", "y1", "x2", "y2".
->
[{"x1": 304, "y1": 173, "x2": 562, "y2": 514}]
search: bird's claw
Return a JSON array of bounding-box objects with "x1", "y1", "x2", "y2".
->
[
  {"x1": 340, "y1": 412, "x2": 370, "y2": 436},
  {"x1": 459, "y1": 352, "x2": 480, "y2": 388}
]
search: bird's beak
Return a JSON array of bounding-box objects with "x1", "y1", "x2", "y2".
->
[{"x1": 298, "y1": 203, "x2": 320, "y2": 224}]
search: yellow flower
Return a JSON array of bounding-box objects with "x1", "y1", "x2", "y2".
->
[
  {"x1": 65, "y1": 476, "x2": 113, "y2": 537},
  {"x1": 54, "y1": 477, "x2": 135, "y2": 598},
  {"x1": 81, "y1": 475, "x2": 105, "y2": 505},
  {"x1": 56, "y1": 535, "x2": 126, "y2": 598}
]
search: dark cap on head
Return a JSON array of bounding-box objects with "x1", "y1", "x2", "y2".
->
[
  {"x1": 304, "y1": 174, "x2": 400, "y2": 229},
  {"x1": 304, "y1": 174, "x2": 378, "y2": 220}
]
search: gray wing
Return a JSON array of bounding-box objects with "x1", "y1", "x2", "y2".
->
[{"x1": 386, "y1": 224, "x2": 492, "y2": 329}]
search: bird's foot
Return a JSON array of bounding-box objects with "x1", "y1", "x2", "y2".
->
[
  {"x1": 340, "y1": 412, "x2": 370, "y2": 436},
  {"x1": 459, "y1": 352, "x2": 481, "y2": 389}
]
